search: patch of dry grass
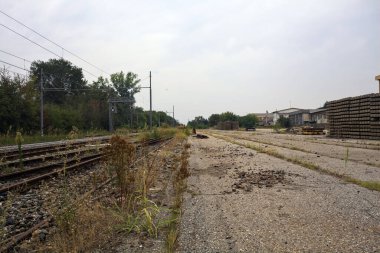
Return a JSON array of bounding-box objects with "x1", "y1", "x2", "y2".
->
[
  {"x1": 212, "y1": 133, "x2": 380, "y2": 192},
  {"x1": 165, "y1": 141, "x2": 190, "y2": 253}
]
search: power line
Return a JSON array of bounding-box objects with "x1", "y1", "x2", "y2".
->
[
  {"x1": 0, "y1": 23, "x2": 97, "y2": 78},
  {"x1": 0, "y1": 59, "x2": 30, "y2": 72},
  {"x1": 0, "y1": 68, "x2": 29, "y2": 78},
  {"x1": 0, "y1": 49, "x2": 32, "y2": 63},
  {"x1": 0, "y1": 9, "x2": 110, "y2": 76}
]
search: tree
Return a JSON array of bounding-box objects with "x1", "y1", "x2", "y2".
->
[
  {"x1": 82, "y1": 77, "x2": 117, "y2": 129},
  {"x1": 30, "y1": 58, "x2": 87, "y2": 104},
  {"x1": 239, "y1": 113, "x2": 258, "y2": 128},
  {"x1": 110, "y1": 71, "x2": 140, "y2": 103},
  {"x1": 277, "y1": 115, "x2": 291, "y2": 128},
  {"x1": 0, "y1": 70, "x2": 38, "y2": 133},
  {"x1": 220, "y1": 111, "x2": 239, "y2": 122},
  {"x1": 208, "y1": 114, "x2": 220, "y2": 127},
  {"x1": 187, "y1": 116, "x2": 208, "y2": 129},
  {"x1": 110, "y1": 71, "x2": 141, "y2": 128}
]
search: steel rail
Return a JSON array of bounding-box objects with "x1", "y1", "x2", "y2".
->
[
  {"x1": 0, "y1": 136, "x2": 174, "y2": 252},
  {"x1": 0, "y1": 155, "x2": 103, "y2": 193}
]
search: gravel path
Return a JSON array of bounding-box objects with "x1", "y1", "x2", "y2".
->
[
  {"x1": 231, "y1": 130, "x2": 380, "y2": 167},
  {"x1": 177, "y1": 134, "x2": 380, "y2": 252},
  {"x1": 214, "y1": 131, "x2": 380, "y2": 183}
]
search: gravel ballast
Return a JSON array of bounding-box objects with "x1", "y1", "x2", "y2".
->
[{"x1": 177, "y1": 134, "x2": 380, "y2": 252}]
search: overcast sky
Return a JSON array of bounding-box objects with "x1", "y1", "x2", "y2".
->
[{"x1": 1, "y1": 0, "x2": 379, "y2": 123}]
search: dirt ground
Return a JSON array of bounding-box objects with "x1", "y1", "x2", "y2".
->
[{"x1": 177, "y1": 131, "x2": 380, "y2": 252}]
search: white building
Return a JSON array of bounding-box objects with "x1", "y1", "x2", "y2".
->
[{"x1": 272, "y1": 108, "x2": 301, "y2": 124}]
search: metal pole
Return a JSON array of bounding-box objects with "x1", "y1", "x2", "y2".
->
[
  {"x1": 108, "y1": 102, "x2": 113, "y2": 132},
  {"x1": 40, "y1": 69, "x2": 44, "y2": 136},
  {"x1": 172, "y1": 105, "x2": 175, "y2": 127},
  {"x1": 130, "y1": 105, "x2": 133, "y2": 128},
  {"x1": 149, "y1": 71, "x2": 152, "y2": 130},
  {"x1": 136, "y1": 112, "x2": 139, "y2": 129}
]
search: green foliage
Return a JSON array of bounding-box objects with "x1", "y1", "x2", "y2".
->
[
  {"x1": 187, "y1": 116, "x2": 208, "y2": 129},
  {"x1": 189, "y1": 112, "x2": 256, "y2": 129},
  {"x1": 0, "y1": 70, "x2": 39, "y2": 133},
  {"x1": 208, "y1": 114, "x2": 220, "y2": 127},
  {"x1": 239, "y1": 113, "x2": 258, "y2": 128},
  {"x1": 44, "y1": 104, "x2": 83, "y2": 131},
  {"x1": 1, "y1": 58, "x2": 166, "y2": 134},
  {"x1": 219, "y1": 111, "x2": 239, "y2": 122},
  {"x1": 15, "y1": 131, "x2": 23, "y2": 169},
  {"x1": 30, "y1": 58, "x2": 87, "y2": 105},
  {"x1": 110, "y1": 71, "x2": 141, "y2": 100},
  {"x1": 276, "y1": 115, "x2": 291, "y2": 128},
  {"x1": 139, "y1": 127, "x2": 178, "y2": 142}
]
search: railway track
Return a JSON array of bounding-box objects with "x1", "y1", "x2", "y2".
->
[
  {"x1": 0, "y1": 136, "x2": 110, "y2": 163},
  {"x1": 0, "y1": 136, "x2": 170, "y2": 194},
  {"x1": 0, "y1": 136, "x2": 173, "y2": 252}
]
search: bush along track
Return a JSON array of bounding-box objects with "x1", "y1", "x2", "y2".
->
[
  {"x1": 0, "y1": 129, "x2": 191, "y2": 252},
  {"x1": 210, "y1": 133, "x2": 380, "y2": 192}
]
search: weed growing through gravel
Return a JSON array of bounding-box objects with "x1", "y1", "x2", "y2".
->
[
  {"x1": 165, "y1": 140, "x2": 190, "y2": 253},
  {"x1": 15, "y1": 131, "x2": 23, "y2": 169},
  {"x1": 212, "y1": 133, "x2": 380, "y2": 192},
  {"x1": 344, "y1": 147, "x2": 349, "y2": 168},
  {"x1": 40, "y1": 130, "x2": 190, "y2": 252},
  {"x1": 106, "y1": 135, "x2": 136, "y2": 206}
]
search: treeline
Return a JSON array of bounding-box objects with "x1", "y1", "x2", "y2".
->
[
  {"x1": 0, "y1": 58, "x2": 176, "y2": 134},
  {"x1": 187, "y1": 112, "x2": 258, "y2": 129}
]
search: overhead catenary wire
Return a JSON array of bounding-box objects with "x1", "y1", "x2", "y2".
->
[
  {"x1": 0, "y1": 68, "x2": 29, "y2": 78},
  {"x1": 0, "y1": 23, "x2": 97, "y2": 78},
  {"x1": 0, "y1": 49, "x2": 32, "y2": 63},
  {"x1": 0, "y1": 9, "x2": 110, "y2": 76},
  {"x1": 0, "y1": 59, "x2": 30, "y2": 72}
]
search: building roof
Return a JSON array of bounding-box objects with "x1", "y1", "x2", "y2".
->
[
  {"x1": 254, "y1": 113, "x2": 274, "y2": 117},
  {"x1": 272, "y1": 108, "x2": 301, "y2": 114},
  {"x1": 288, "y1": 109, "x2": 312, "y2": 116},
  {"x1": 310, "y1": 108, "x2": 327, "y2": 114}
]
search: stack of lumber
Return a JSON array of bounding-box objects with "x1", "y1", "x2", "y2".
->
[{"x1": 326, "y1": 93, "x2": 380, "y2": 140}]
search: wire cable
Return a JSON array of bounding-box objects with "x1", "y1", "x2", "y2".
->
[
  {"x1": 0, "y1": 49, "x2": 32, "y2": 63},
  {"x1": 0, "y1": 59, "x2": 30, "y2": 72},
  {"x1": 0, "y1": 68, "x2": 29, "y2": 78},
  {"x1": 0, "y1": 9, "x2": 110, "y2": 75},
  {"x1": 0, "y1": 23, "x2": 97, "y2": 78}
]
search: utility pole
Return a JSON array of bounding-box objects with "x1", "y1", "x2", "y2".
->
[
  {"x1": 166, "y1": 106, "x2": 175, "y2": 127},
  {"x1": 108, "y1": 102, "x2": 113, "y2": 132},
  {"x1": 149, "y1": 71, "x2": 152, "y2": 130},
  {"x1": 172, "y1": 105, "x2": 175, "y2": 127},
  {"x1": 40, "y1": 69, "x2": 44, "y2": 136},
  {"x1": 141, "y1": 71, "x2": 153, "y2": 129},
  {"x1": 108, "y1": 97, "x2": 134, "y2": 132}
]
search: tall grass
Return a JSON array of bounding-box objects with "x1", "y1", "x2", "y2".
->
[
  {"x1": 0, "y1": 128, "x2": 109, "y2": 146},
  {"x1": 139, "y1": 127, "x2": 190, "y2": 142},
  {"x1": 44, "y1": 129, "x2": 190, "y2": 252}
]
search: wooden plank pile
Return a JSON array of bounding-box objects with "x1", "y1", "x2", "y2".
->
[{"x1": 326, "y1": 93, "x2": 380, "y2": 140}]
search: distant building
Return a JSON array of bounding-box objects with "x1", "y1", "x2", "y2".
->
[
  {"x1": 288, "y1": 108, "x2": 327, "y2": 127},
  {"x1": 310, "y1": 108, "x2": 327, "y2": 126},
  {"x1": 289, "y1": 109, "x2": 311, "y2": 126},
  {"x1": 254, "y1": 111, "x2": 274, "y2": 126},
  {"x1": 272, "y1": 108, "x2": 301, "y2": 124}
]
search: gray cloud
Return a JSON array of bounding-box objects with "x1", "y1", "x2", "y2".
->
[{"x1": 1, "y1": 0, "x2": 379, "y2": 123}]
